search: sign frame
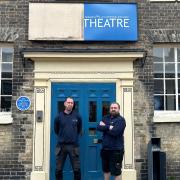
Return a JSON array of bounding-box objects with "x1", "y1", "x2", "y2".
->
[{"x1": 84, "y1": 3, "x2": 138, "y2": 41}]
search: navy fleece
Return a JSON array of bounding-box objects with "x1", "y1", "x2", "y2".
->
[
  {"x1": 54, "y1": 111, "x2": 82, "y2": 146},
  {"x1": 97, "y1": 114, "x2": 126, "y2": 150}
]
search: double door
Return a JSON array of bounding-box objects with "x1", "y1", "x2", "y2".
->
[{"x1": 50, "y1": 83, "x2": 116, "y2": 180}]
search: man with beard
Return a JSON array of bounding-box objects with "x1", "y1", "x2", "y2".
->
[
  {"x1": 97, "y1": 102, "x2": 126, "y2": 180},
  {"x1": 54, "y1": 97, "x2": 82, "y2": 180}
]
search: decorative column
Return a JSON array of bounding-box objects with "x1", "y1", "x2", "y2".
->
[
  {"x1": 31, "y1": 87, "x2": 46, "y2": 180},
  {"x1": 122, "y1": 87, "x2": 136, "y2": 180}
]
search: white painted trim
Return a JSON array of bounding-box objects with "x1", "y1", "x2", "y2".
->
[
  {"x1": 31, "y1": 55, "x2": 136, "y2": 180},
  {"x1": 31, "y1": 171, "x2": 46, "y2": 180},
  {"x1": 122, "y1": 169, "x2": 136, "y2": 180},
  {"x1": 23, "y1": 52, "x2": 144, "y2": 59},
  {"x1": 122, "y1": 87, "x2": 134, "y2": 169},
  {"x1": 0, "y1": 112, "x2": 13, "y2": 124},
  {"x1": 154, "y1": 111, "x2": 180, "y2": 122}
]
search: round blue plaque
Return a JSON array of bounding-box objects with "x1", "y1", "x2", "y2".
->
[{"x1": 16, "y1": 96, "x2": 31, "y2": 111}]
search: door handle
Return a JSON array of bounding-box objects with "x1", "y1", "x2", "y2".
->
[
  {"x1": 93, "y1": 139, "x2": 98, "y2": 144},
  {"x1": 93, "y1": 138, "x2": 102, "y2": 144}
]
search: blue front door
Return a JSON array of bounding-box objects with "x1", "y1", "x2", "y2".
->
[{"x1": 50, "y1": 83, "x2": 116, "y2": 180}]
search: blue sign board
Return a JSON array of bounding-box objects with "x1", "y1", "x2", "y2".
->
[
  {"x1": 84, "y1": 4, "x2": 138, "y2": 41},
  {"x1": 16, "y1": 96, "x2": 31, "y2": 111}
]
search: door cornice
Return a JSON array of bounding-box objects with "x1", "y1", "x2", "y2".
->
[{"x1": 22, "y1": 48, "x2": 145, "y2": 61}]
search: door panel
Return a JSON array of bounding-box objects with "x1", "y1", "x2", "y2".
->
[
  {"x1": 84, "y1": 84, "x2": 115, "y2": 179},
  {"x1": 50, "y1": 83, "x2": 116, "y2": 180}
]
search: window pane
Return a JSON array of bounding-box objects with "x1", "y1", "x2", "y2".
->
[
  {"x1": 178, "y1": 96, "x2": 180, "y2": 110},
  {"x1": 1, "y1": 64, "x2": 13, "y2": 78},
  {"x1": 1, "y1": 72, "x2": 12, "y2": 78},
  {"x1": 166, "y1": 95, "x2": 176, "y2": 110},
  {"x1": 102, "y1": 101, "x2": 110, "y2": 116},
  {"x1": 2, "y1": 64, "x2": 12, "y2": 72},
  {"x1": 178, "y1": 64, "x2": 180, "y2": 78},
  {"x1": 154, "y1": 79, "x2": 164, "y2": 94},
  {"x1": 178, "y1": 79, "x2": 180, "y2": 94},
  {"x1": 1, "y1": 96, "x2": 12, "y2": 112},
  {"x1": 89, "y1": 128, "x2": 96, "y2": 136},
  {"x1": 58, "y1": 101, "x2": 64, "y2": 113},
  {"x1": 154, "y1": 96, "x2": 164, "y2": 110},
  {"x1": 154, "y1": 63, "x2": 163, "y2": 78},
  {"x1": 165, "y1": 80, "x2": 175, "y2": 94},
  {"x1": 153, "y1": 48, "x2": 163, "y2": 63},
  {"x1": 165, "y1": 63, "x2": 175, "y2": 78},
  {"x1": 2, "y1": 48, "x2": 13, "y2": 62},
  {"x1": 177, "y1": 48, "x2": 180, "y2": 62},
  {"x1": 1, "y1": 80, "x2": 12, "y2": 95},
  {"x1": 89, "y1": 101, "x2": 97, "y2": 122},
  {"x1": 73, "y1": 101, "x2": 79, "y2": 112},
  {"x1": 164, "y1": 48, "x2": 174, "y2": 62}
]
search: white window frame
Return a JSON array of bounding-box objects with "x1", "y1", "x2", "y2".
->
[
  {"x1": 153, "y1": 45, "x2": 180, "y2": 123},
  {"x1": 0, "y1": 45, "x2": 13, "y2": 124}
]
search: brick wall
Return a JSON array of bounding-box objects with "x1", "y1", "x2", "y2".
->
[
  {"x1": 0, "y1": 0, "x2": 180, "y2": 179},
  {"x1": 134, "y1": 2, "x2": 180, "y2": 180},
  {"x1": 0, "y1": 1, "x2": 33, "y2": 179}
]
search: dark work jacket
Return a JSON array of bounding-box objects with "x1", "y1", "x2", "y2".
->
[
  {"x1": 97, "y1": 114, "x2": 126, "y2": 150},
  {"x1": 54, "y1": 111, "x2": 82, "y2": 146}
]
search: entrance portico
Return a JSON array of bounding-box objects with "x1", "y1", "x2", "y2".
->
[{"x1": 22, "y1": 49, "x2": 145, "y2": 180}]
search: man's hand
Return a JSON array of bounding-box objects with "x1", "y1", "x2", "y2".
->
[
  {"x1": 99, "y1": 121, "x2": 106, "y2": 126},
  {"x1": 109, "y1": 125, "x2": 113, "y2": 130}
]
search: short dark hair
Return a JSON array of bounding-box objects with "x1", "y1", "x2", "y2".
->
[
  {"x1": 65, "y1": 97, "x2": 74, "y2": 102},
  {"x1": 110, "y1": 102, "x2": 120, "y2": 109}
]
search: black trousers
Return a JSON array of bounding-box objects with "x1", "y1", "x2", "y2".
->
[{"x1": 55, "y1": 144, "x2": 81, "y2": 180}]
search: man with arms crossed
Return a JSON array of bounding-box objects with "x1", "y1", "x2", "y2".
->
[{"x1": 97, "y1": 102, "x2": 126, "y2": 180}]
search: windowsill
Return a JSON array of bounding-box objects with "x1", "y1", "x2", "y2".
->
[
  {"x1": 0, "y1": 112, "x2": 13, "y2": 124},
  {"x1": 154, "y1": 111, "x2": 180, "y2": 123}
]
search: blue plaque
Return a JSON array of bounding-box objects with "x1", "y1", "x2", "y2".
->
[{"x1": 16, "y1": 96, "x2": 31, "y2": 111}]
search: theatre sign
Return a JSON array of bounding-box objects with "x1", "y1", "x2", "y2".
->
[{"x1": 29, "y1": 3, "x2": 138, "y2": 41}]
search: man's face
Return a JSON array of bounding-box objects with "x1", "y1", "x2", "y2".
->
[
  {"x1": 64, "y1": 98, "x2": 74, "y2": 112},
  {"x1": 110, "y1": 103, "x2": 119, "y2": 116}
]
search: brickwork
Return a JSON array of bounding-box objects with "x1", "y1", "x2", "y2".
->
[
  {"x1": 0, "y1": 0, "x2": 180, "y2": 179},
  {"x1": 134, "y1": 2, "x2": 180, "y2": 180}
]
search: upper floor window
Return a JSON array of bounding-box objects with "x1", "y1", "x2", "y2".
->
[
  {"x1": 0, "y1": 47, "x2": 13, "y2": 112},
  {"x1": 153, "y1": 47, "x2": 180, "y2": 111}
]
